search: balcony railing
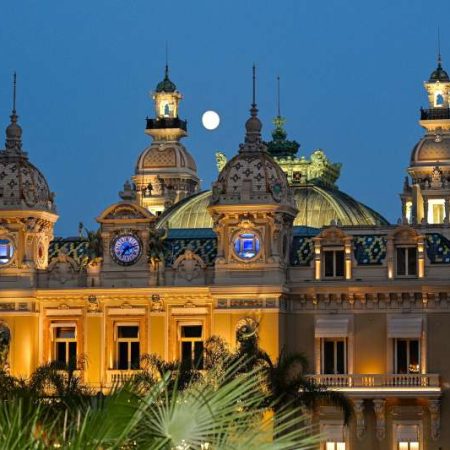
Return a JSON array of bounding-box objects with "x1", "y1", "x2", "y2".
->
[
  {"x1": 420, "y1": 107, "x2": 450, "y2": 120},
  {"x1": 146, "y1": 117, "x2": 187, "y2": 131},
  {"x1": 307, "y1": 373, "x2": 440, "y2": 391},
  {"x1": 106, "y1": 369, "x2": 141, "y2": 385}
]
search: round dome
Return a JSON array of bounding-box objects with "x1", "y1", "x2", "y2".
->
[
  {"x1": 410, "y1": 133, "x2": 450, "y2": 165},
  {"x1": 0, "y1": 153, "x2": 55, "y2": 212},
  {"x1": 429, "y1": 63, "x2": 450, "y2": 83},
  {"x1": 157, "y1": 186, "x2": 388, "y2": 229},
  {"x1": 214, "y1": 151, "x2": 290, "y2": 204},
  {"x1": 136, "y1": 142, "x2": 197, "y2": 175}
]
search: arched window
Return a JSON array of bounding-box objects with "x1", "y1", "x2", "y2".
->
[{"x1": 435, "y1": 93, "x2": 444, "y2": 107}]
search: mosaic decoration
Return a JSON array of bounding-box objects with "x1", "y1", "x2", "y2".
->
[
  {"x1": 290, "y1": 236, "x2": 314, "y2": 266},
  {"x1": 49, "y1": 239, "x2": 89, "y2": 266},
  {"x1": 426, "y1": 233, "x2": 450, "y2": 264},
  {"x1": 353, "y1": 235, "x2": 386, "y2": 265},
  {"x1": 164, "y1": 238, "x2": 217, "y2": 267}
]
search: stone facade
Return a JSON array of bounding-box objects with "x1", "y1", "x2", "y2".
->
[{"x1": 1, "y1": 63, "x2": 450, "y2": 449}]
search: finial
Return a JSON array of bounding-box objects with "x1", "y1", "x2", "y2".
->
[
  {"x1": 252, "y1": 64, "x2": 256, "y2": 107},
  {"x1": 277, "y1": 75, "x2": 281, "y2": 117},
  {"x1": 165, "y1": 42, "x2": 169, "y2": 78},
  {"x1": 438, "y1": 26, "x2": 442, "y2": 67},
  {"x1": 12, "y1": 72, "x2": 17, "y2": 114}
]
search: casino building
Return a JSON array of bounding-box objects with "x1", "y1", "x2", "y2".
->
[{"x1": 1, "y1": 58, "x2": 450, "y2": 449}]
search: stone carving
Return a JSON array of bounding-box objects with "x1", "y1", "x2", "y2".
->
[
  {"x1": 47, "y1": 251, "x2": 79, "y2": 285},
  {"x1": 429, "y1": 399, "x2": 440, "y2": 441},
  {"x1": 373, "y1": 399, "x2": 386, "y2": 440},
  {"x1": 431, "y1": 166, "x2": 443, "y2": 189},
  {"x1": 0, "y1": 322, "x2": 11, "y2": 371},
  {"x1": 215, "y1": 151, "x2": 228, "y2": 173},
  {"x1": 173, "y1": 248, "x2": 206, "y2": 281},
  {"x1": 87, "y1": 295, "x2": 100, "y2": 313},
  {"x1": 353, "y1": 399, "x2": 365, "y2": 440},
  {"x1": 150, "y1": 294, "x2": 163, "y2": 312}
]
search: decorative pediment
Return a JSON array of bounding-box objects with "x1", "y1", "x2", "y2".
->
[
  {"x1": 173, "y1": 249, "x2": 206, "y2": 281},
  {"x1": 314, "y1": 226, "x2": 350, "y2": 245},
  {"x1": 388, "y1": 225, "x2": 421, "y2": 245},
  {"x1": 97, "y1": 201, "x2": 154, "y2": 223}
]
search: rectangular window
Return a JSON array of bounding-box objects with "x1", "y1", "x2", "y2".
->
[
  {"x1": 116, "y1": 325, "x2": 140, "y2": 370},
  {"x1": 394, "y1": 339, "x2": 420, "y2": 374},
  {"x1": 326, "y1": 444, "x2": 346, "y2": 450},
  {"x1": 322, "y1": 339, "x2": 346, "y2": 374},
  {"x1": 180, "y1": 325, "x2": 204, "y2": 370},
  {"x1": 53, "y1": 326, "x2": 77, "y2": 369},
  {"x1": 396, "y1": 247, "x2": 417, "y2": 277},
  {"x1": 323, "y1": 250, "x2": 345, "y2": 278}
]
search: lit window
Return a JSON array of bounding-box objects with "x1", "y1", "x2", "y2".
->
[
  {"x1": 326, "y1": 443, "x2": 346, "y2": 450},
  {"x1": 427, "y1": 199, "x2": 445, "y2": 224},
  {"x1": 116, "y1": 325, "x2": 140, "y2": 370},
  {"x1": 53, "y1": 326, "x2": 77, "y2": 369},
  {"x1": 435, "y1": 92, "x2": 444, "y2": 107},
  {"x1": 405, "y1": 201, "x2": 413, "y2": 224},
  {"x1": 396, "y1": 423, "x2": 420, "y2": 450},
  {"x1": 322, "y1": 339, "x2": 347, "y2": 374},
  {"x1": 180, "y1": 325, "x2": 204, "y2": 370},
  {"x1": 0, "y1": 239, "x2": 14, "y2": 265},
  {"x1": 396, "y1": 247, "x2": 417, "y2": 277},
  {"x1": 233, "y1": 233, "x2": 260, "y2": 260},
  {"x1": 323, "y1": 249, "x2": 344, "y2": 278},
  {"x1": 395, "y1": 339, "x2": 420, "y2": 374}
]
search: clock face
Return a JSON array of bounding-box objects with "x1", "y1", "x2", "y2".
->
[{"x1": 111, "y1": 234, "x2": 142, "y2": 266}]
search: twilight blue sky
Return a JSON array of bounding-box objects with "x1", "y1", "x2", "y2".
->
[{"x1": 0, "y1": 0, "x2": 447, "y2": 235}]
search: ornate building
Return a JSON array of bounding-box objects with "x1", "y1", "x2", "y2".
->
[{"x1": 0, "y1": 60, "x2": 450, "y2": 449}]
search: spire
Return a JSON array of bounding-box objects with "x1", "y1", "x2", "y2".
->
[
  {"x1": 267, "y1": 75, "x2": 299, "y2": 158},
  {"x1": 241, "y1": 65, "x2": 263, "y2": 151},
  {"x1": 4, "y1": 72, "x2": 23, "y2": 154},
  {"x1": 155, "y1": 48, "x2": 177, "y2": 93},
  {"x1": 428, "y1": 29, "x2": 450, "y2": 83},
  {"x1": 438, "y1": 26, "x2": 442, "y2": 67}
]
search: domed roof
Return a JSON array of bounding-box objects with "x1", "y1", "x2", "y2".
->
[
  {"x1": 211, "y1": 101, "x2": 293, "y2": 207},
  {"x1": 429, "y1": 60, "x2": 450, "y2": 83},
  {"x1": 410, "y1": 132, "x2": 450, "y2": 165},
  {"x1": 155, "y1": 66, "x2": 177, "y2": 93},
  {"x1": 157, "y1": 185, "x2": 388, "y2": 229},
  {"x1": 136, "y1": 141, "x2": 197, "y2": 175},
  {"x1": 0, "y1": 111, "x2": 55, "y2": 212}
]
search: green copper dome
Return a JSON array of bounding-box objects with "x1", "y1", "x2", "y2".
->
[
  {"x1": 155, "y1": 65, "x2": 177, "y2": 93},
  {"x1": 157, "y1": 187, "x2": 388, "y2": 229}
]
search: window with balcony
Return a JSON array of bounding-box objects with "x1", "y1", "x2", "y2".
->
[
  {"x1": 115, "y1": 325, "x2": 140, "y2": 370},
  {"x1": 322, "y1": 339, "x2": 347, "y2": 374},
  {"x1": 323, "y1": 249, "x2": 345, "y2": 278},
  {"x1": 53, "y1": 325, "x2": 77, "y2": 369},
  {"x1": 394, "y1": 339, "x2": 420, "y2": 374},
  {"x1": 180, "y1": 325, "x2": 204, "y2": 370},
  {"x1": 396, "y1": 247, "x2": 417, "y2": 277}
]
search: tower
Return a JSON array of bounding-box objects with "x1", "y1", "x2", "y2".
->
[
  {"x1": 133, "y1": 66, "x2": 200, "y2": 216},
  {"x1": 402, "y1": 56, "x2": 450, "y2": 224},
  {"x1": 0, "y1": 75, "x2": 58, "y2": 287},
  {"x1": 208, "y1": 68, "x2": 297, "y2": 283}
]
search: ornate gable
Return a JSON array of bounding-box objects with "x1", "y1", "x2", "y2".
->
[{"x1": 97, "y1": 201, "x2": 155, "y2": 224}]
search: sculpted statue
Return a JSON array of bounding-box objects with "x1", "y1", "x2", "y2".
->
[
  {"x1": 0, "y1": 322, "x2": 11, "y2": 371},
  {"x1": 148, "y1": 226, "x2": 168, "y2": 269},
  {"x1": 215, "y1": 151, "x2": 228, "y2": 173}
]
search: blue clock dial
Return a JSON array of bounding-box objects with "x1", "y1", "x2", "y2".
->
[{"x1": 111, "y1": 234, "x2": 142, "y2": 266}]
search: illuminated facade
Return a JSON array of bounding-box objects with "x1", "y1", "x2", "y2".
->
[{"x1": 1, "y1": 61, "x2": 450, "y2": 449}]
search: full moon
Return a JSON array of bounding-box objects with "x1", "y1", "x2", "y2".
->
[{"x1": 202, "y1": 110, "x2": 220, "y2": 130}]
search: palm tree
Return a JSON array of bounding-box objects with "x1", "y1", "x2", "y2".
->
[{"x1": 204, "y1": 335, "x2": 353, "y2": 424}]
